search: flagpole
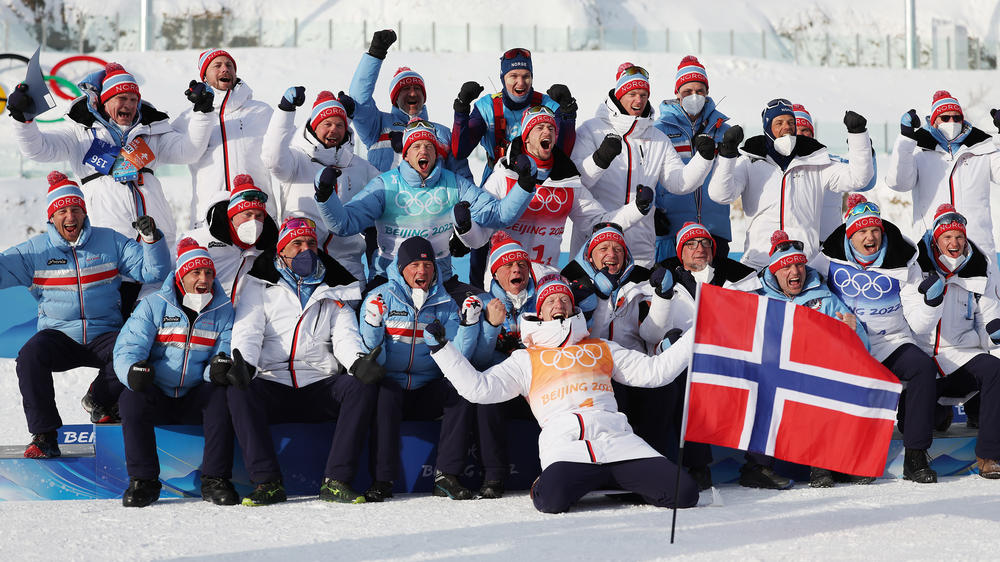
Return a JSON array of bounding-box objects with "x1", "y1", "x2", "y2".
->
[{"x1": 671, "y1": 281, "x2": 703, "y2": 544}]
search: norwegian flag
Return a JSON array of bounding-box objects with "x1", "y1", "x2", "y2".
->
[{"x1": 684, "y1": 284, "x2": 902, "y2": 477}]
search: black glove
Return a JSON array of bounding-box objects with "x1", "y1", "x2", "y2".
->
[
  {"x1": 718, "y1": 125, "x2": 744, "y2": 158},
  {"x1": 513, "y1": 154, "x2": 536, "y2": 192},
  {"x1": 209, "y1": 352, "x2": 233, "y2": 386},
  {"x1": 917, "y1": 274, "x2": 945, "y2": 307},
  {"x1": 449, "y1": 232, "x2": 471, "y2": 258},
  {"x1": 694, "y1": 134, "x2": 716, "y2": 160},
  {"x1": 6, "y1": 83, "x2": 34, "y2": 123},
  {"x1": 453, "y1": 200, "x2": 472, "y2": 234},
  {"x1": 128, "y1": 361, "x2": 155, "y2": 393},
  {"x1": 227, "y1": 349, "x2": 252, "y2": 390},
  {"x1": 635, "y1": 184, "x2": 654, "y2": 216},
  {"x1": 185, "y1": 80, "x2": 215, "y2": 113},
  {"x1": 649, "y1": 264, "x2": 675, "y2": 299},
  {"x1": 337, "y1": 91, "x2": 356, "y2": 119},
  {"x1": 900, "y1": 109, "x2": 921, "y2": 140},
  {"x1": 675, "y1": 268, "x2": 698, "y2": 297},
  {"x1": 278, "y1": 86, "x2": 306, "y2": 112},
  {"x1": 654, "y1": 208, "x2": 670, "y2": 237},
  {"x1": 843, "y1": 110, "x2": 867, "y2": 134},
  {"x1": 350, "y1": 346, "x2": 386, "y2": 385},
  {"x1": 991, "y1": 109, "x2": 1000, "y2": 133},
  {"x1": 546, "y1": 84, "x2": 577, "y2": 114},
  {"x1": 495, "y1": 331, "x2": 523, "y2": 355},
  {"x1": 592, "y1": 134, "x2": 622, "y2": 169},
  {"x1": 423, "y1": 319, "x2": 448, "y2": 353},
  {"x1": 131, "y1": 215, "x2": 159, "y2": 243},
  {"x1": 569, "y1": 276, "x2": 596, "y2": 305},
  {"x1": 987, "y1": 319, "x2": 1000, "y2": 344},
  {"x1": 388, "y1": 130, "x2": 403, "y2": 153},
  {"x1": 664, "y1": 328, "x2": 684, "y2": 345},
  {"x1": 454, "y1": 81, "x2": 484, "y2": 114},
  {"x1": 314, "y1": 166, "x2": 341, "y2": 203},
  {"x1": 368, "y1": 29, "x2": 397, "y2": 60}
]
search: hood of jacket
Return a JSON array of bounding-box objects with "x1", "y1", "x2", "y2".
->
[
  {"x1": 821, "y1": 220, "x2": 916, "y2": 270},
  {"x1": 518, "y1": 308, "x2": 590, "y2": 348},
  {"x1": 594, "y1": 92, "x2": 655, "y2": 137}
]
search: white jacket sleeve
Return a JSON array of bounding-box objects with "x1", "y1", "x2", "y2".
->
[
  {"x1": 231, "y1": 278, "x2": 267, "y2": 369},
  {"x1": 12, "y1": 120, "x2": 83, "y2": 163},
  {"x1": 569, "y1": 184, "x2": 644, "y2": 230},
  {"x1": 430, "y1": 342, "x2": 530, "y2": 404},
  {"x1": 707, "y1": 155, "x2": 747, "y2": 204},
  {"x1": 331, "y1": 301, "x2": 366, "y2": 371},
  {"x1": 660, "y1": 147, "x2": 712, "y2": 195},
  {"x1": 570, "y1": 128, "x2": 606, "y2": 189},
  {"x1": 157, "y1": 112, "x2": 214, "y2": 165},
  {"x1": 975, "y1": 269, "x2": 1000, "y2": 348},
  {"x1": 609, "y1": 331, "x2": 693, "y2": 387},
  {"x1": 884, "y1": 135, "x2": 919, "y2": 192},
  {"x1": 638, "y1": 293, "x2": 673, "y2": 345},
  {"x1": 819, "y1": 131, "x2": 875, "y2": 193},
  {"x1": 989, "y1": 150, "x2": 1000, "y2": 184},
  {"x1": 262, "y1": 109, "x2": 312, "y2": 184}
]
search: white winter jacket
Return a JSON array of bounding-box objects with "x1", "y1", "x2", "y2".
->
[
  {"x1": 708, "y1": 133, "x2": 874, "y2": 270},
  {"x1": 231, "y1": 254, "x2": 365, "y2": 388},
  {"x1": 13, "y1": 98, "x2": 212, "y2": 256},
  {"x1": 173, "y1": 80, "x2": 275, "y2": 228},
  {"x1": 261, "y1": 108, "x2": 379, "y2": 284},
  {"x1": 571, "y1": 97, "x2": 712, "y2": 266},
  {"x1": 884, "y1": 127, "x2": 1000, "y2": 257},
  {"x1": 430, "y1": 310, "x2": 693, "y2": 469}
]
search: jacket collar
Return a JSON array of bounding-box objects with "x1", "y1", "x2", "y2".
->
[
  {"x1": 595, "y1": 93, "x2": 653, "y2": 137},
  {"x1": 205, "y1": 200, "x2": 279, "y2": 250},
  {"x1": 740, "y1": 134, "x2": 829, "y2": 167},
  {"x1": 504, "y1": 137, "x2": 579, "y2": 182},
  {"x1": 821, "y1": 220, "x2": 916, "y2": 269}
]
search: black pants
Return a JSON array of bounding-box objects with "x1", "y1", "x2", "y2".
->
[
  {"x1": 942, "y1": 354, "x2": 1000, "y2": 459},
  {"x1": 883, "y1": 343, "x2": 936, "y2": 450}
]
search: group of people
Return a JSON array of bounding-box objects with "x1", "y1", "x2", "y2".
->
[{"x1": 2, "y1": 30, "x2": 999, "y2": 513}]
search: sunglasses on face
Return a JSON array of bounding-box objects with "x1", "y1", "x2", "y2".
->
[
  {"x1": 938, "y1": 115, "x2": 963, "y2": 123},
  {"x1": 847, "y1": 201, "x2": 880, "y2": 217},
  {"x1": 775, "y1": 240, "x2": 804, "y2": 252},
  {"x1": 282, "y1": 217, "x2": 316, "y2": 230},
  {"x1": 683, "y1": 239, "x2": 713, "y2": 249},
  {"x1": 502, "y1": 48, "x2": 531, "y2": 60}
]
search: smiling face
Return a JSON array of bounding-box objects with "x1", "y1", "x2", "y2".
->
[
  {"x1": 51, "y1": 205, "x2": 86, "y2": 243},
  {"x1": 588, "y1": 240, "x2": 625, "y2": 275},
  {"x1": 395, "y1": 84, "x2": 425, "y2": 116},
  {"x1": 495, "y1": 259, "x2": 531, "y2": 295},
  {"x1": 504, "y1": 69, "x2": 532, "y2": 99},
  {"x1": 104, "y1": 93, "x2": 139, "y2": 127},
  {"x1": 539, "y1": 293, "x2": 573, "y2": 321},
  {"x1": 402, "y1": 260, "x2": 435, "y2": 291},
  {"x1": 404, "y1": 139, "x2": 437, "y2": 179},
  {"x1": 680, "y1": 237, "x2": 713, "y2": 272},
  {"x1": 771, "y1": 115, "x2": 795, "y2": 138},
  {"x1": 524, "y1": 122, "x2": 556, "y2": 161},
  {"x1": 936, "y1": 231, "x2": 967, "y2": 258},
  {"x1": 314, "y1": 116, "x2": 347, "y2": 148},
  {"x1": 204, "y1": 56, "x2": 236, "y2": 90},
  {"x1": 775, "y1": 262, "x2": 806, "y2": 297},
  {"x1": 181, "y1": 267, "x2": 215, "y2": 295},
  {"x1": 849, "y1": 226, "x2": 883, "y2": 257},
  {"x1": 619, "y1": 89, "x2": 649, "y2": 117}
]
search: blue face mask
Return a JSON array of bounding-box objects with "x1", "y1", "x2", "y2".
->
[{"x1": 289, "y1": 249, "x2": 318, "y2": 277}]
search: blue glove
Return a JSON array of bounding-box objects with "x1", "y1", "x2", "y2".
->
[
  {"x1": 649, "y1": 264, "x2": 674, "y2": 299},
  {"x1": 635, "y1": 184, "x2": 654, "y2": 216},
  {"x1": 423, "y1": 319, "x2": 448, "y2": 352},
  {"x1": 987, "y1": 319, "x2": 1000, "y2": 344},
  {"x1": 900, "y1": 109, "x2": 920, "y2": 139},
  {"x1": 279, "y1": 86, "x2": 306, "y2": 112},
  {"x1": 917, "y1": 274, "x2": 944, "y2": 307},
  {"x1": 657, "y1": 328, "x2": 684, "y2": 353},
  {"x1": 314, "y1": 166, "x2": 341, "y2": 203}
]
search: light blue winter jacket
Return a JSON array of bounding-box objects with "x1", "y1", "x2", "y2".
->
[
  {"x1": 0, "y1": 219, "x2": 170, "y2": 344},
  {"x1": 318, "y1": 159, "x2": 533, "y2": 281},
  {"x1": 349, "y1": 53, "x2": 472, "y2": 181},
  {"x1": 113, "y1": 276, "x2": 233, "y2": 398},
  {"x1": 359, "y1": 255, "x2": 477, "y2": 390},
  {"x1": 474, "y1": 275, "x2": 541, "y2": 368}
]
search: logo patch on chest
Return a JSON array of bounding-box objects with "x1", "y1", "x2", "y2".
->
[{"x1": 47, "y1": 258, "x2": 67, "y2": 265}]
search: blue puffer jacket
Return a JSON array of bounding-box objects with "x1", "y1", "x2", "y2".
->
[
  {"x1": 653, "y1": 97, "x2": 732, "y2": 261},
  {"x1": 0, "y1": 219, "x2": 170, "y2": 344},
  {"x1": 358, "y1": 255, "x2": 477, "y2": 390},
  {"x1": 318, "y1": 159, "x2": 532, "y2": 281},
  {"x1": 756, "y1": 265, "x2": 870, "y2": 349},
  {"x1": 114, "y1": 276, "x2": 233, "y2": 398},
  {"x1": 349, "y1": 53, "x2": 472, "y2": 181}
]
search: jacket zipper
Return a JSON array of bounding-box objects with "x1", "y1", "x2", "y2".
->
[
  {"x1": 230, "y1": 256, "x2": 248, "y2": 303},
  {"x1": 404, "y1": 303, "x2": 419, "y2": 389},
  {"x1": 70, "y1": 247, "x2": 87, "y2": 344},
  {"x1": 177, "y1": 309, "x2": 198, "y2": 398},
  {"x1": 622, "y1": 121, "x2": 638, "y2": 204},
  {"x1": 219, "y1": 89, "x2": 232, "y2": 191},
  {"x1": 287, "y1": 279, "x2": 307, "y2": 388}
]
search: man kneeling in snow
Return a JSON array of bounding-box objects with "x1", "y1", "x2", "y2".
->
[{"x1": 423, "y1": 274, "x2": 699, "y2": 513}]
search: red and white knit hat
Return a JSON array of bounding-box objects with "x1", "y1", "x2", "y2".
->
[
  {"x1": 227, "y1": 174, "x2": 268, "y2": 219},
  {"x1": 276, "y1": 217, "x2": 317, "y2": 254},
  {"x1": 844, "y1": 194, "x2": 883, "y2": 239},
  {"x1": 46, "y1": 171, "x2": 85, "y2": 218},
  {"x1": 309, "y1": 91, "x2": 348, "y2": 132},
  {"x1": 198, "y1": 48, "x2": 236, "y2": 80},
  {"x1": 488, "y1": 231, "x2": 530, "y2": 275},
  {"x1": 402, "y1": 117, "x2": 443, "y2": 157},
  {"x1": 932, "y1": 203, "x2": 967, "y2": 240},
  {"x1": 100, "y1": 63, "x2": 140, "y2": 104},
  {"x1": 389, "y1": 67, "x2": 426, "y2": 105},
  {"x1": 792, "y1": 103, "x2": 814, "y2": 135},
  {"x1": 674, "y1": 55, "x2": 708, "y2": 93},
  {"x1": 520, "y1": 105, "x2": 557, "y2": 139},
  {"x1": 768, "y1": 230, "x2": 807, "y2": 274},
  {"x1": 675, "y1": 221, "x2": 714, "y2": 258},
  {"x1": 175, "y1": 238, "x2": 215, "y2": 285},
  {"x1": 930, "y1": 90, "x2": 962, "y2": 124},
  {"x1": 587, "y1": 224, "x2": 627, "y2": 258},
  {"x1": 614, "y1": 62, "x2": 650, "y2": 100},
  {"x1": 535, "y1": 273, "x2": 574, "y2": 310}
]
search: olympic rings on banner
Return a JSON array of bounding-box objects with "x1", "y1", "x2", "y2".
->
[
  {"x1": 48, "y1": 55, "x2": 107, "y2": 100},
  {"x1": 831, "y1": 267, "x2": 896, "y2": 300}
]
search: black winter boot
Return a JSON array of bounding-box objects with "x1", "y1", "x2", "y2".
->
[
  {"x1": 201, "y1": 476, "x2": 240, "y2": 505},
  {"x1": 364, "y1": 480, "x2": 394, "y2": 503},
  {"x1": 122, "y1": 478, "x2": 162, "y2": 507},
  {"x1": 433, "y1": 470, "x2": 473, "y2": 500},
  {"x1": 477, "y1": 480, "x2": 505, "y2": 499},
  {"x1": 738, "y1": 463, "x2": 791, "y2": 490},
  {"x1": 809, "y1": 467, "x2": 835, "y2": 488},
  {"x1": 903, "y1": 448, "x2": 938, "y2": 483}
]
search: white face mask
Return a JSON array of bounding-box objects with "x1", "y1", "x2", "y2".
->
[
  {"x1": 235, "y1": 219, "x2": 263, "y2": 246},
  {"x1": 681, "y1": 94, "x2": 706, "y2": 117},
  {"x1": 937, "y1": 121, "x2": 963, "y2": 141},
  {"x1": 938, "y1": 251, "x2": 966, "y2": 271},
  {"x1": 411, "y1": 288, "x2": 427, "y2": 310},
  {"x1": 691, "y1": 265, "x2": 714, "y2": 285},
  {"x1": 507, "y1": 290, "x2": 529, "y2": 311},
  {"x1": 773, "y1": 134, "x2": 797, "y2": 157},
  {"x1": 182, "y1": 292, "x2": 213, "y2": 312}
]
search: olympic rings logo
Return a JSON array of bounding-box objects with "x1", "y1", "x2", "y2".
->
[
  {"x1": 395, "y1": 189, "x2": 452, "y2": 216},
  {"x1": 538, "y1": 343, "x2": 604, "y2": 370},
  {"x1": 831, "y1": 267, "x2": 896, "y2": 300},
  {"x1": 527, "y1": 186, "x2": 571, "y2": 213},
  {"x1": 0, "y1": 53, "x2": 109, "y2": 122}
]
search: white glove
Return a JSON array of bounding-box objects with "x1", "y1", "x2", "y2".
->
[
  {"x1": 460, "y1": 295, "x2": 484, "y2": 326},
  {"x1": 364, "y1": 294, "x2": 387, "y2": 327}
]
